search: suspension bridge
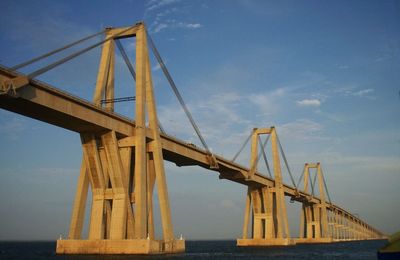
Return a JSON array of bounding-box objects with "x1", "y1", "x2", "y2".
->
[{"x1": 0, "y1": 22, "x2": 385, "y2": 254}]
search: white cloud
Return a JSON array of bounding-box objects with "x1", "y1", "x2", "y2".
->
[
  {"x1": 278, "y1": 119, "x2": 324, "y2": 141},
  {"x1": 146, "y1": 0, "x2": 180, "y2": 12},
  {"x1": 179, "y1": 23, "x2": 202, "y2": 29},
  {"x1": 353, "y1": 88, "x2": 374, "y2": 97},
  {"x1": 321, "y1": 152, "x2": 400, "y2": 173},
  {"x1": 154, "y1": 23, "x2": 168, "y2": 33},
  {"x1": 248, "y1": 87, "x2": 287, "y2": 116},
  {"x1": 150, "y1": 21, "x2": 203, "y2": 33},
  {"x1": 296, "y1": 99, "x2": 321, "y2": 107},
  {"x1": 158, "y1": 91, "x2": 254, "y2": 156},
  {"x1": 145, "y1": 1, "x2": 202, "y2": 34},
  {"x1": 333, "y1": 85, "x2": 375, "y2": 99},
  {"x1": 152, "y1": 62, "x2": 162, "y2": 71}
]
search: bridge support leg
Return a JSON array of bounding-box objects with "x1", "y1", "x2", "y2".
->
[
  {"x1": 68, "y1": 161, "x2": 89, "y2": 239},
  {"x1": 237, "y1": 186, "x2": 294, "y2": 246}
]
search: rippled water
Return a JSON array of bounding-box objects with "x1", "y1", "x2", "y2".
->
[{"x1": 0, "y1": 239, "x2": 387, "y2": 259}]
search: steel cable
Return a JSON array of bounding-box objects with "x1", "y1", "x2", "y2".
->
[
  {"x1": 231, "y1": 130, "x2": 253, "y2": 162},
  {"x1": 12, "y1": 30, "x2": 105, "y2": 71},
  {"x1": 115, "y1": 39, "x2": 136, "y2": 80},
  {"x1": 321, "y1": 168, "x2": 333, "y2": 204},
  {"x1": 258, "y1": 135, "x2": 272, "y2": 178},
  {"x1": 115, "y1": 39, "x2": 165, "y2": 134},
  {"x1": 311, "y1": 168, "x2": 318, "y2": 197},
  {"x1": 146, "y1": 29, "x2": 211, "y2": 153},
  {"x1": 276, "y1": 134, "x2": 297, "y2": 188},
  {"x1": 309, "y1": 170, "x2": 315, "y2": 196},
  {"x1": 28, "y1": 25, "x2": 136, "y2": 78},
  {"x1": 297, "y1": 168, "x2": 305, "y2": 190},
  {"x1": 250, "y1": 134, "x2": 270, "y2": 172}
]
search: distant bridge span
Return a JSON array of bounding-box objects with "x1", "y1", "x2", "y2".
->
[{"x1": 0, "y1": 22, "x2": 384, "y2": 255}]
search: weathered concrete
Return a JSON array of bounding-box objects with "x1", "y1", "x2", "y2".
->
[
  {"x1": 295, "y1": 238, "x2": 333, "y2": 244},
  {"x1": 237, "y1": 238, "x2": 295, "y2": 246},
  {"x1": 56, "y1": 239, "x2": 185, "y2": 254}
]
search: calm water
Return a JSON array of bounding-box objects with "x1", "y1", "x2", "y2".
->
[{"x1": 0, "y1": 240, "x2": 387, "y2": 259}]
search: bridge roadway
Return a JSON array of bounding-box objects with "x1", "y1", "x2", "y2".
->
[{"x1": 0, "y1": 65, "x2": 381, "y2": 236}]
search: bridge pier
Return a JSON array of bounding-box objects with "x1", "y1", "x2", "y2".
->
[
  {"x1": 237, "y1": 128, "x2": 295, "y2": 246},
  {"x1": 296, "y1": 163, "x2": 333, "y2": 244},
  {"x1": 56, "y1": 23, "x2": 184, "y2": 255},
  {"x1": 237, "y1": 187, "x2": 295, "y2": 246}
]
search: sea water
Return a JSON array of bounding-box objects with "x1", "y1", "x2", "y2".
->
[{"x1": 0, "y1": 239, "x2": 387, "y2": 259}]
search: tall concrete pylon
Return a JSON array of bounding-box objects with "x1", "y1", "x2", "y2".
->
[
  {"x1": 56, "y1": 22, "x2": 185, "y2": 254},
  {"x1": 296, "y1": 163, "x2": 332, "y2": 243},
  {"x1": 237, "y1": 127, "x2": 294, "y2": 246}
]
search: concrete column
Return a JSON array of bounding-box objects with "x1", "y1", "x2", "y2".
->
[{"x1": 134, "y1": 25, "x2": 148, "y2": 239}]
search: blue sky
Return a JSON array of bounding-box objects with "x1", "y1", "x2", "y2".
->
[{"x1": 0, "y1": 0, "x2": 399, "y2": 240}]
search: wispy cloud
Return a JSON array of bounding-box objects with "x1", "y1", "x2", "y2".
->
[
  {"x1": 150, "y1": 20, "x2": 203, "y2": 33},
  {"x1": 322, "y1": 152, "x2": 400, "y2": 173},
  {"x1": 179, "y1": 23, "x2": 202, "y2": 29},
  {"x1": 278, "y1": 119, "x2": 324, "y2": 141},
  {"x1": 154, "y1": 23, "x2": 168, "y2": 33},
  {"x1": 296, "y1": 99, "x2": 321, "y2": 107},
  {"x1": 159, "y1": 91, "x2": 250, "y2": 148},
  {"x1": 146, "y1": 0, "x2": 181, "y2": 12},
  {"x1": 145, "y1": 0, "x2": 203, "y2": 34},
  {"x1": 353, "y1": 88, "x2": 374, "y2": 98},
  {"x1": 248, "y1": 87, "x2": 287, "y2": 116},
  {"x1": 152, "y1": 60, "x2": 163, "y2": 71},
  {"x1": 332, "y1": 85, "x2": 376, "y2": 99}
]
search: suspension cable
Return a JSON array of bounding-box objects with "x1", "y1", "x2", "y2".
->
[
  {"x1": 158, "y1": 120, "x2": 166, "y2": 134},
  {"x1": 115, "y1": 39, "x2": 136, "y2": 80},
  {"x1": 258, "y1": 135, "x2": 272, "y2": 178},
  {"x1": 28, "y1": 25, "x2": 136, "y2": 79},
  {"x1": 309, "y1": 170, "x2": 315, "y2": 196},
  {"x1": 11, "y1": 30, "x2": 106, "y2": 71},
  {"x1": 250, "y1": 134, "x2": 270, "y2": 172},
  {"x1": 320, "y1": 168, "x2": 332, "y2": 204},
  {"x1": 146, "y1": 29, "x2": 211, "y2": 154},
  {"x1": 297, "y1": 168, "x2": 305, "y2": 190},
  {"x1": 115, "y1": 38, "x2": 165, "y2": 134},
  {"x1": 311, "y1": 168, "x2": 318, "y2": 197},
  {"x1": 276, "y1": 134, "x2": 297, "y2": 188},
  {"x1": 231, "y1": 130, "x2": 253, "y2": 162}
]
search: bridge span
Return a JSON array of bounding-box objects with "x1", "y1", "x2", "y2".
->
[{"x1": 0, "y1": 22, "x2": 385, "y2": 254}]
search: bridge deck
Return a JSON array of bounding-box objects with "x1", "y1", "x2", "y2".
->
[{"x1": 0, "y1": 65, "x2": 381, "y2": 235}]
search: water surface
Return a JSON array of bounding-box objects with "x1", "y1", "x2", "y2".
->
[{"x1": 0, "y1": 239, "x2": 386, "y2": 259}]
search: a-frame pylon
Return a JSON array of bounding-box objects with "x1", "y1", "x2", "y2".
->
[
  {"x1": 296, "y1": 163, "x2": 333, "y2": 243},
  {"x1": 56, "y1": 22, "x2": 184, "y2": 255},
  {"x1": 237, "y1": 127, "x2": 294, "y2": 246}
]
